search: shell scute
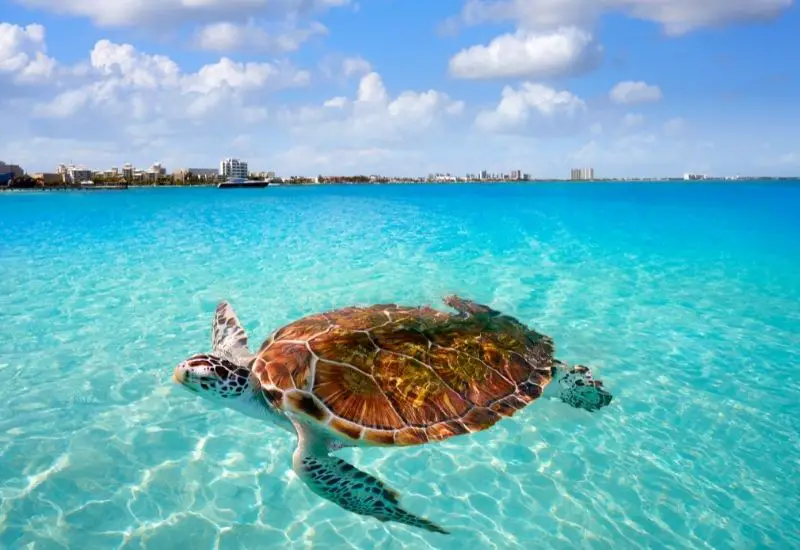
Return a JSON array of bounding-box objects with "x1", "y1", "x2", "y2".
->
[
  {"x1": 368, "y1": 324, "x2": 431, "y2": 364},
  {"x1": 481, "y1": 343, "x2": 534, "y2": 385},
  {"x1": 325, "y1": 306, "x2": 391, "y2": 330},
  {"x1": 427, "y1": 345, "x2": 515, "y2": 405},
  {"x1": 488, "y1": 395, "x2": 528, "y2": 416},
  {"x1": 272, "y1": 314, "x2": 331, "y2": 341},
  {"x1": 387, "y1": 306, "x2": 448, "y2": 329},
  {"x1": 312, "y1": 360, "x2": 405, "y2": 429},
  {"x1": 372, "y1": 351, "x2": 470, "y2": 425},
  {"x1": 394, "y1": 427, "x2": 429, "y2": 446},
  {"x1": 517, "y1": 381, "x2": 544, "y2": 401},
  {"x1": 254, "y1": 342, "x2": 311, "y2": 390},
  {"x1": 329, "y1": 417, "x2": 363, "y2": 441},
  {"x1": 285, "y1": 391, "x2": 328, "y2": 422},
  {"x1": 308, "y1": 327, "x2": 378, "y2": 374},
  {"x1": 362, "y1": 429, "x2": 396, "y2": 446},
  {"x1": 461, "y1": 407, "x2": 502, "y2": 432},
  {"x1": 426, "y1": 420, "x2": 469, "y2": 441}
]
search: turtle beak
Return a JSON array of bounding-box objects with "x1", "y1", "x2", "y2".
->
[{"x1": 172, "y1": 364, "x2": 187, "y2": 384}]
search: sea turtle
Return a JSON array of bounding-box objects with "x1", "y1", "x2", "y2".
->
[{"x1": 172, "y1": 295, "x2": 612, "y2": 534}]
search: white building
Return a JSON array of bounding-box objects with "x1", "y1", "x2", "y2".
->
[
  {"x1": 683, "y1": 173, "x2": 706, "y2": 180},
  {"x1": 148, "y1": 162, "x2": 166, "y2": 176},
  {"x1": 57, "y1": 163, "x2": 92, "y2": 184},
  {"x1": 220, "y1": 158, "x2": 248, "y2": 179},
  {"x1": 570, "y1": 167, "x2": 595, "y2": 180}
]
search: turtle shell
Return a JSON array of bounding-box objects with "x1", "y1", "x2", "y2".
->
[{"x1": 250, "y1": 297, "x2": 555, "y2": 447}]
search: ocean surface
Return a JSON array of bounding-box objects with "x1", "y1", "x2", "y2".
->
[{"x1": 1, "y1": 182, "x2": 798, "y2": 549}]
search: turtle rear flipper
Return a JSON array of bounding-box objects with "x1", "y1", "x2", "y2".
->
[
  {"x1": 442, "y1": 294, "x2": 500, "y2": 317},
  {"x1": 291, "y1": 422, "x2": 449, "y2": 535},
  {"x1": 545, "y1": 363, "x2": 613, "y2": 412}
]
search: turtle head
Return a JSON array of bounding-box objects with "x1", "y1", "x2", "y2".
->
[{"x1": 173, "y1": 353, "x2": 265, "y2": 417}]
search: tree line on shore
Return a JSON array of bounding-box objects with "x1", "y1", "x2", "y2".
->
[{"x1": 2, "y1": 172, "x2": 385, "y2": 189}]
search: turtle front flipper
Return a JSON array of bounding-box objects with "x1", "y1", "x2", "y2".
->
[
  {"x1": 212, "y1": 301, "x2": 253, "y2": 365},
  {"x1": 291, "y1": 422, "x2": 449, "y2": 535}
]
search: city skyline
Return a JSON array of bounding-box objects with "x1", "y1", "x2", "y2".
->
[
  {"x1": 1, "y1": 2, "x2": 798, "y2": 177},
  {"x1": 8, "y1": 155, "x2": 793, "y2": 185}
]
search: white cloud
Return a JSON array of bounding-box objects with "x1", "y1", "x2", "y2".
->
[
  {"x1": 609, "y1": 80, "x2": 662, "y2": 104},
  {"x1": 90, "y1": 39, "x2": 180, "y2": 88},
  {"x1": 0, "y1": 22, "x2": 57, "y2": 83},
  {"x1": 357, "y1": 71, "x2": 389, "y2": 102},
  {"x1": 282, "y1": 71, "x2": 465, "y2": 144},
  {"x1": 616, "y1": 0, "x2": 792, "y2": 36},
  {"x1": 12, "y1": 0, "x2": 352, "y2": 27},
  {"x1": 32, "y1": 38, "x2": 309, "y2": 121},
  {"x1": 571, "y1": 133, "x2": 660, "y2": 166},
  {"x1": 476, "y1": 82, "x2": 586, "y2": 132},
  {"x1": 450, "y1": 0, "x2": 599, "y2": 31},
  {"x1": 323, "y1": 96, "x2": 347, "y2": 108},
  {"x1": 341, "y1": 56, "x2": 372, "y2": 77},
  {"x1": 194, "y1": 20, "x2": 328, "y2": 53},
  {"x1": 317, "y1": 54, "x2": 373, "y2": 82},
  {"x1": 275, "y1": 145, "x2": 424, "y2": 174},
  {"x1": 447, "y1": 0, "x2": 792, "y2": 35},
  {"x1": 448, "y1": 27, "x2": 602, "y2": 80},
  {"x1": 663, "y1": 117, "x2": 687, "y2": 136},
  {"x1": 623, "y1": 113, "x2": 645, "y2": 127},
  {"x1": 183, "y1": 57, "x2": 307, "y2": 93}
]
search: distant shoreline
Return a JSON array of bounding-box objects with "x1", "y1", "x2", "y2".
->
[{"x1": 1, "y1": 178, "x2": 798, "y2": 192}]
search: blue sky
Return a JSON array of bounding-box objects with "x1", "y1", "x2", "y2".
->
[{"x1": 0, "y1": 0, "x2": 797, "y2": 177}]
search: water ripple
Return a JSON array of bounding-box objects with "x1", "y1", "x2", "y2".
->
[{"x1": 1, "y1": 184, "x2": 799, "y2": 548}]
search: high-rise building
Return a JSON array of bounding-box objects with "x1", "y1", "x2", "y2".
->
[
  {"x1": 570, "y1": 167, "x2": 595, "y2": 180},
  {"x1": 0, "y1": 161, "x2": 24, "y2": 178},
  {"x1": 220, "y1": 158, "x2": 248, "y2": 179}
]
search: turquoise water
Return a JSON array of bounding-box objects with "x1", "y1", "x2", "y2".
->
[{"x1": 1, "y1": 183, "x2": 798, "y2": 549}]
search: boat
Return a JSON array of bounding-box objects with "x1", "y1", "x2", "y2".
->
[
  {"x1": 217, "y1": 177, "x2": 269, "y2": 189},
  {"x1": 80, "y1": 180, "x2": 128, "y2": 190}
]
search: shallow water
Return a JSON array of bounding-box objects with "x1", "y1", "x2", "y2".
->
[{"x1": 1, "y1": 183, "x2": 798, "y2": 549}]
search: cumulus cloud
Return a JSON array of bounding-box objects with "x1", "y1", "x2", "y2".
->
[
  {"x1": 443, "y1": 0, "x2": 792, "y2": 81},
  {"x1": 609, "y1": 81, "x2": 662, "y2": 104},
  {"x1": 341, "y1": 56, "x2": 372, "y2": 77},
  {"x1": 12, "y1": 0, "x2": 351, "y2": 27},
  {"x1": 446, "y1": 0, "x2": 792, "y2": 35},
  {"x1": 475, "y1": 82, "x2": 586, "y2": 132},
  {"x1": 281, "y1": 71, "x2": 465, "y2": 144},
  {"x1": 617, "y1": 0, "x2": 792, "y2": 36},
  {"x1": 274, "y1": 145, "x2": 425, "y2": 174},
  {"x1": 32, "y1": 38, "x2": 309, "y2": 121},
  {"x1": 448, "y1": 27, "x2": 602, "y2": 80},
  {"x1": 0, "y1": 22, "x2": 57, "y2": 83},
  {"x1": 194, "y1": 20, "x2": 328, "y2": 53}
]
